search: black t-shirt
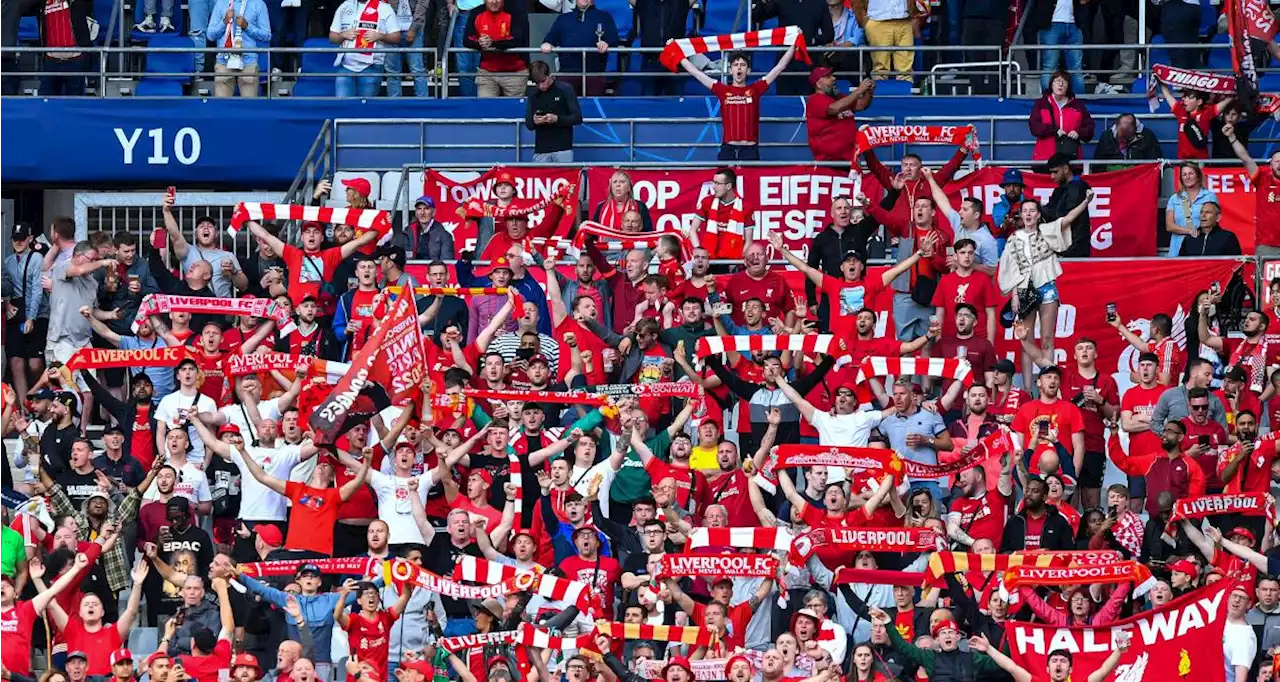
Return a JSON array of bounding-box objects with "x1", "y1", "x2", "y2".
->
[
  {"x1": 145, "y1": 524, "x2": 216, "y2": 618},
  {"x1": 57, "y1": 470, "x2": 101, "y2": 509},
  {"x1": 205, "y1": 455, "x2": 242, "y2": 520},
  {"x1": 426, "y1": 534, "x2": 481, "y2": 618},
  {"x1": 40, "y1": 423, "x2": 78, "y2": 477}
]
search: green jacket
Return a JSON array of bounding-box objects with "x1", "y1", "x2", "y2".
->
[{"x1": 885, "y1": 619, "x2": 1000, "y2": 681}]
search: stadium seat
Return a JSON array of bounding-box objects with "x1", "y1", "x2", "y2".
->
[
  {"x1": 1206, "y1": 33, "x2": 1232, "y2": 71},
  {"x1": 17, "y1": 16, "x2": 38, "y2": 42},
  {"x1": 876, "y1": 80, "x2": 912, "y2": 96},
  {"x1": 131, "y1": 0, "x2": 185, "y2": 43},
  {"x1": 134, "y1": 34, "x2": 195, "y2": 95},
  {"x1": 1148, "y1": 35, "x2": 1170, "y2": 71},
  {"x1": 293, "y1": 37, "x2": 338, "y2": 96},
  {"x1": 92, "y1": 0, "x2": 121, "y2": 43}
]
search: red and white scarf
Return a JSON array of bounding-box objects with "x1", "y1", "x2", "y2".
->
[
  {"x1": 65, "y1": 346, "x2": 194, "y2": 372},
  {"x1": 223, "y1": 352, "x2": 348, "y2": 382},
  {"x1": 459, "y1": 182, "x2": 576, "y2": 219},
  {"x1": 850, "y1": 356, "x2": 974, "y2": 403},
  {"x1": 228, "y1": 202, "x2": 392, "y2": 243},
  {"x1": 687, "y1": 527, "x2": 794, "y2": 553},
  {"x1": 353, "y1": 0, "x2": 382, "y2": 58},
  {"x1": 133, "y1": 293, "x2": 295, "y2": 334},
  {"x1": 383, "y1": 558, "x2": 511, "y2": 600},
  {"x1": 452, "y1": 556, "x2": 545, "y2": 584},
  {"x1": 238, "y1": 556, "x2": 380, "y2": 577},
  {"x1": 508, "y1": 448, "x2": 524, "y2": 529},
  {"x1": 695, "y1": 334, "x2": 848, "y2": 359},
  {"x1": 1167, "y1": 493, "x2": 1275, "y2": 534},
  {"x1": 658, "y1": 26, "x2": 811, "y2": 71},
  {"x1": 594, "y1": 621, "x2": 713, "y2": 647},
  {"x1": 773, "y1": 444, "x2": 904, "y2": 473},
  {"x1": 1003, "y1": 561, "x2": 1153, "y2": 591},
  {"x1": 573, "y1": 220, "x2": 692, "y2": 260},
  {"x1": 703, "y1": 195, "x2": 746, "y2": 244},
  {"x1": 595, "y1": 197, "x2": 638, "y2": 230},
  {"x1": 901, "y1": 429, "x2": 1015, "y2": 479},
  {"x1": 792, "y1": 527, "x2": 941, "y2": 561},
  {"x1": 437, "y1": 630, "x2": 518, "y2": 653},
  {"x1": 852, "y1": 124, "x2": 982, "y2": 163},
  {"x1": 658, "y1": 553, "x2": 778, "y2": 579},
  {"x1": 514, "y1": 623, "x2": 598, "y2": 650}
]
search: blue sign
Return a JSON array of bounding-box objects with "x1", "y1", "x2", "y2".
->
[{"x1": 1, "y1": 96, "x2": 1154, "y2": 186}]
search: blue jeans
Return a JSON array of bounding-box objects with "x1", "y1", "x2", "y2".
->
[
  {"x1": 451, "y1": 16, "x2": 477, "y2": 96},
  {"x1": 335, "y1": 68, "x2": 382, "y2": 97},
  {"x1": 1038, "y1": 23, "x2": 1085, "y2": 94},
  {"x1": 386, "y1": 28, "x2": 427, "y2": 96},
  {"x1": 188, "y1": 0, "x2": 213, "y2": 70}
]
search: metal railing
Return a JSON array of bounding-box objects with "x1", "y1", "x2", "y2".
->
[{"x1": 0, "y1": 41, "x2": 1259, "y2": 99}]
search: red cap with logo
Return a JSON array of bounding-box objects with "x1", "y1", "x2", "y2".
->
[
  {"x1": 110, "y1": 649, "x2": 134, "y2": 666},
  {"x1": 341, "y1": 177, "x2": 372, "y2": 198}
]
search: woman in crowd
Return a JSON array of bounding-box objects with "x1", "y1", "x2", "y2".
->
[
  {"x1": 1028, "y1": 71, "x2": 1094, "y2": 162},
  {"x1": 1166, "y1": 162, "x2": 1218, "y2": 258},
  {"x1": 591, "y1": 170, "x2": 654, "y2": 232}
]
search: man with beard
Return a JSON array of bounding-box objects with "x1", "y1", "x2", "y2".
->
[
  {"x1": 1000, "y1": 477, "x2": 1073, "y2": 552},
  {"x1": 547, "y1": 253, "x2": 613, "y2": 331},
  {"x1": 770, "y1": 230, "x2": 934, "y2": 340},
  {"x1": 947, "y1": 437, "x2": 1014, "y2": 550},
  {"x1": 668, "y1": 247, "x2": 713, "y2": 307},
  {"x1": 969, "y1": 629, "x2": 1130, "y2": 682},
  {"x1": 1120, "y1": 352, "x2": 1164, "y2": 512},
  {"x1": 991, "y1": 170, "x2": 1025, "y2": 247},
  {"x1": 722, "y1": 241, "x2": 795, "y2": 328},
  {"x1": 870, "y1": 608, "x2": 1003, "y2": 679},
  {"x1": 1031, "y1": 338, "x2": 1117, "y2": 509},
  {"x1": 1010, "y1": 367, "x2": 1085, "y2": 480},
  {"x1": 805, "y1": 196, "x2": 883, "y2": 329},
  {"x1": 805, "y1": 69, "x2": 874, "y2": 162},
  {"x1": 776, "y1": 373, "x2": 897, "y2": 449},
  {"x1": 276, "y1": 296, "x2": 338, "y2": 360},
  {"x1": 934, "y1": 306, "x2": 997, "y2": 397},
  {"x1": 1224, "y1": 123, "x2": 1280, "y2": 257},
  {"x1": 545, "y1": 268, "x2": 615, "y2": 386},
  {"x1": 146, "y1": 252, "x2": 218, "y2": 329},
  {"x1": 143, "y1": 497, "x2": 214, "y2": 622},
  {"x1": 40, "y1": 390, "x2": 80, "y2": 477},
  {"x1": 1176, "y1": 387, "x2": 1230, "y2": 493},
  {"x1": 1202, "y1": 309, "x2": 1278, "y2": 398},
  {"x1": 1220, "y1": 410, "x2": 1278, "y2": 511},
  {"x1": 162, "y1": 199, "x2": 247, "y2": 298},
  {"x1": 866, "y1": 194, "x2": 951, "y2": 341},
  {"x1": 80, "y1": 340, "x2": 160, "y2": 468},
  {"x1": 489, "y1": 300, "x2": 559, "y2": 376},
  {"x1": 97, "y1": 234, "x2": 159, "y2": 362},
  {"x1": 688, "y1": 168, "x2": 756, "y2": 261},
  {"x1": 657, "y1": 297, "x2": 714, "y2": 376},
  {"x1": 83, "y1": 309, "x2": 178, "y2": 404},
  {"x1": 246, "y1": 220, "x2": 377, "y2": 308}
]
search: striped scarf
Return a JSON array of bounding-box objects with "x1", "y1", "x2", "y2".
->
[
  {"x1": 452, "y1": 556, "x2": 545, "y2": 584},
  {"x1": 133, "y1": 293, "x2": 296, "y2": 334},
  {"x1": 228, "y1": 202, "x2": 392, "y2": 242},
  {"x1": 687, "y1": 527, "x2": 794, "y2": 553},
  {"x1": 574, "y1": 220, "x2": 692, "y2": 259},
  {"x1": 923, "y1": 550, "x2": 1123, "y2": 587},
  {"x1": 850, "y1": 356, "x2": 974, "y2": 402},
  {"x1": 594, "y1": 621, "x2": 713, "y2": 646},
  {"x1": 658, "y1": 26, "x2": 811, "y2": 71},
  {"x1": 694, "y1": 334, "x2": 848, "y2": 359},
  {"x1": 595, "y1": 197, "x2": 638, "y2": 229}
]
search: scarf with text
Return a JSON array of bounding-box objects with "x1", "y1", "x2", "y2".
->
[
  {"x1": 228, "y1": 202, "x2": 392, "y2": 243},
  {"x1": 902, "y1": 429, "x2": 1016, "y2": 479},
  {"x1": 923, "y1": 550, "x2": 1123, "y2": 587},
  {"x1": 458, "y1": 182, "x2": 577, "y2": 219},
  {"x1": 223, "y1": 352, "x2": 349, "y2": 383},
  {"x1": 831, "y1": 568, "x2": 929, "y2": 586},
  {"x1": 1147, "y1": 64, "x2": 1237, "y2": 113},
  {"x1": 594, "y1": 621, "x2": 713, "y2": 646},
  {"x1": 452, "y1": 556, "x2": 545, "y2": 584},
  {"x1": 773, "y1": 444, "x2": 905, "y2": 474},
  {"x1": 791, "y1": 526, "x2": 941, "y2": 562},
  {"x1": 687, "y1": 527, "x2": 795, "y2": 553},
  {"x1": 695, "y1": 334, "x2": 849, "y2": 359},
  {"x1": 460, "y1": 388, "x2": 610, "y2": 407},
  {"x1": 1167, "y1": 492, "x2": 1275, "y2": 534},
  {"x1": 1003, "y1": 561, "x2": 1153, "y2": 590},
  {"x1": 573, "y1": 220, "x2": 692, "y2": 260},
  {"x1": 658, "y1": 553, "x2": 779, "y2": 579},
  {"x1": 354, "y1": 0, "x2": 381, "y2": 56},
  {"x1": 65, "y1": 346, "x2": 195, "y2": 372},
  {"x1": 637, "y1": 653, "x2": 814, "y2": 681},
  {"x1": 850, "y1": 356, "x2": 974, "y2": 403},
  {"x1": 586, "y1": 383, "x2": 702, "y2": 400},
  {"x1": 658, "y1": 26, "x2": 811, "y2": 71},
  {"x1": 383, "y1": 558, "x2": 511, "y2": 600},
  {"x1": 852, "y1": 124, "x2": 982, "y2": 164},
  {"x1": 437, "y1": 631, "x2": 518, "y2": 653},
  {"x1": 237, "y1": 556, "x2": 380, "y2": 577},
  {"x1": 385, "y1": 285, "x2": 524, "y2": 312},
  {"x1": 133, "y1": 294, "x2": 295, "y2": 334},
  {"x1": 515, "y1": 623, "x2": 599, "y2": 651}
]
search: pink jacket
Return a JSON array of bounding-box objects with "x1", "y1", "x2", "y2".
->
[{"x1": 1018, "y1": 583, "x2": 1131, "y2": 626}]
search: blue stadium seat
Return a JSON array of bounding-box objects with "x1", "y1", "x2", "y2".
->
[
  {"x1": 876, "y1": 79, "x2": 912, "y2": 96},
  {"x1": 293, "y1": 37, "x2": 337, "y2": 96},
  {"x1": 134, "y1": 34, "x2": 194, "y2": 95},
  {"x1": 1260, "y1": 72, "x2": 1280, "y2": 94},
  {"x1": 1207, "y1": 32, "x2": 1232, "y2": 70},
  {"x1": 17, "y1": 16, "x2": 39, "y2": 42},
  {"x1": 131, "y1": 0, "x2": 185, "y2": 44},
  {"x1": 1149, "y1": 35, "x2": 1170, "y2": 70}
]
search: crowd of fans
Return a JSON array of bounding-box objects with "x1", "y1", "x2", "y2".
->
[
  {"x1": 4, "y1": 136, "x2": 1280, "y2": 682},
  {"x1": 0, "y1": 0, "x2": 1259, "y2": 97}
]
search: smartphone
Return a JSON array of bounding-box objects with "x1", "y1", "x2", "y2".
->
[
  {"x1": 1198, "y1": 435, "x2": 1211, "y2": 447},
  {"x1": 1037, "y1": 422, "x2": 1049, "y2": 436},
  {"x1": 1106, "y1": 302, "x2": 1117, "y2": 323},
  {"x1": 1210, "y1": 281, "x2": 1221, "y2": 296},
  {"x1": 166, "y1": 186, "x2": 176, "y2": 201},
  {"x1": 151, "y1": 228, "x2": 168, "y2": 250}
]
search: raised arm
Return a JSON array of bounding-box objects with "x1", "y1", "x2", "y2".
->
[
  {"x1": 1223, "y1": 122, "x2": 1258, "y2": 176},
  {"x1": 475, "y1": 290, "x2": 516, "y2": 353},
  {"x1": 339, "y1": 230, "x2": 379, "y2": 260},
  {"x1": 116, "y1": 561, "x2": 149, "y2": 637},
  {"x1": 678, "y1": 58, "x2": 717, "y2": 89},
  {"x1": 82, "y1": 308, "x2": 124, "y2": 346},
  {"x1": 190, "y1": 413, "x2": 234, "y2": 459},
  {"x1": 161, "y1": 194, "x2": 191, "y2": 261},
  {"x1": 968, "y1": 634, "x2": 1032, "y2": 682},
  {"x1": 1059, "y1": 188, "x2": 1095, "y2": 226},
  {"x1": 1086, "y1": 633, "x2": 1132, "y2": 682},
  {"x1": 773, "y1": 372, "x2": 817, "y2": 422},
  {"x1": 337, "y1": 455, "x2": 369, "y2": 502},
  {"x1": 233, "y1": 439, "x2": 288, "y2": 496},
  {"x1": 246, "y1": 221, "x2": 288, "y2": 259},
  {"x1": 922, "y1": 168, "x2": 959, "y2": 223},
  {"x1": 766, "y1": 232, "x2": 823, "y2": 287},
  {"x1": 405, "y1": 474, "x2": 436, "y2": 545},
  {"x1": 762, "y1": 44, "x2": 797, "y2": 85},
  {"x1": 1180, "y1": 519, "x2": 1218, "y2": 561}
]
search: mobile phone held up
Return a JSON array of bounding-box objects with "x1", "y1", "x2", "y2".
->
[{"x1": 1106, "y1": 302, "x2": 1117, "y2": 323}]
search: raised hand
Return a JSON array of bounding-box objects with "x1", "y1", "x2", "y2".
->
[
  {"x1": 131, "y1": 560, "x2": 150, "y2": 582},
  {"x1": 28, "y1": 557, "x2": 45, "y2": 581},
  {"x1": 285, "y1": 594, "x2": 304, "y2": 623}
]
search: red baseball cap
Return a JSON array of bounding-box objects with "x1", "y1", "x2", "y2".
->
[
  {"x1": 255, "y1": 524, "x2": 284, "y2": 547},
  {"x1": 493, "y1": 169, "x2": 517, "y2": 188},
  {"x1": 341, "y1": 177, "x2": 372, "y2": 198},
  {"x1": 217, "y1": 423, "x2": 241, "y2": 437},
  {"x1": 1170, "y1": 559, "x2": 1198, "y2": 577},
  {"x1": 808, "y1": 66, "x2": 834, "y2": 86},
  {"x1": 723, "y1": 655, "x2": 754, "y2": 678},
  {"x1": 110, "y1": 649, "x2": 134, "y2": 666},
  {"x1": 145, "y1": 652, "x2": 170, "y2": 668},
  {"x1": 661, "y1": 656, "x2": 695, "y2": 680},
  {"x1": 231, "y1": 653, "x2": 262, "y2": 676},
  {"x1": 1229, "y1": 526, "x2": 1258, "y2": 545},
  {"x1": 470, "y1": 469, "x2": 494, "y2": 486},
  {"x1": 401, "y1": 660, "x2": 435, "y2": 678}
]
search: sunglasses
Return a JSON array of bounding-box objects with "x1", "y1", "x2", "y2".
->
[{"x1": 1189, "y1": 404, "x2": 1209, "y2": 411}]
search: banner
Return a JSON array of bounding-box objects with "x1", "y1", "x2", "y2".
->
[
  {"x1": 940, "y1": 164, "x2": 1161, "y2": 257},
  {"x1": 637, "y1": 653, "x2": 814, "y2": 681},
  {"x1": 1203, "y1": 166, "x2": 1258, "y2": 253},
  {"x1": 658, "y1": 553, "x2": 779, "y2": 578},
  {"x1": 367, "y1": 295, "x2": 429, "y2": 404},
  {"x1": 421, "y1": 167, "x2": 579, "y2": 252},
  {"x1": 1006, "y1": 580, "x2": 1231, "y2": 682},
  {"x1": 584, "y1": 166, "x2": 861, "y2": 257}
]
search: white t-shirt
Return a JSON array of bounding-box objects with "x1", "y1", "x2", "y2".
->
[
  {"x1": 1223, "y1": 620, "x2": 1257, "y2": 682},
  {"x1": 145, "y1": 461, "x2": 212, "y2": 504},
  {"x1": 219, "y1": 398, "x2": 284, "y2": 446},
  {"x1": 809, "y1": 409, "x2": 884, "y2": 484},
  {"x1": 155, "y1": 390, "x2": 219, "y2": 463},
  {"x1": 329, "y1": 0, "x2": 402, "y2": 71},
  {"x1": 367, "y1": 469, "x2": 436, "y2": 545},
  {"x1": 230, "y1": 444, "x2": 302, "y2": 521},
  {"x1": 571, "y1": 460, "x2": 617, "y2": 517}
]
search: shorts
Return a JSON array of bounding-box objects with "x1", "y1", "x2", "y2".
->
[
  {"x1": 1078, "y1": 450, "x2": 1105, "y2": 489},
  {"x1": 1037, "y1": 281, "x2": 1060, "y2": 304},
  {"x1": 4, "y1": 317, "x2": 48, "y2": 359},
  {"x1": 1127, "y1": 474, "x2": 1147, "y2": 498},
  {"x1": 893, "y1": 292, "x2": 932, "y2": 340}
]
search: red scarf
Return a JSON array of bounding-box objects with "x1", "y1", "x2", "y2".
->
[
  {"x1": 65, "y1": 346, "x2": 193, "y2": 372},
  {"x1": 596, "y1": 198, "x2": 637, "y2": 229},
  {"x1": 223, "y1": 0, "x2": 236, "y2": 48},
  {"x1": 658, "y1": 553, "x2": 778, "y2": 579},
  {"x1": 355, "y1": 0, "x2": 380, "y2": 54},
  {"x1": 1003, "y1": 561, "x2": 1152, "y2": 589},
  {"x1": 1167, "y1": 492, "x2": 1275, "y2": 533},
  {"x1": 792, "y1": 526, "x2": 941, "y2": 561}
]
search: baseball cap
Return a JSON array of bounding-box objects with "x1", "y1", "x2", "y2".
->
[
  {"x1": 255, "y1": 524, "x2": 284, "y2": 547},
  {"x1": 1137, "y1": 351, "x2": 1159, "y2": 365},
  {"x1": 486, "y1": 656, "x2": 510, "y2": 670},
  {"x1": 300, "y1": 221, "x2": 325, "y2": 234},
  {"x1": 217, "y1": 423, "x2": 242, "y2": 437},
  {"x1": 930, "y1": 619, "x2": 960, "y2": 638},
  {"x1": 110, "y1": 649, "x2": 134, "y2": 666},
  {"x1": 528, "y1": 353, "x2": 550, "y2": 367},
  {"x1": 1001, "y1": 169, "x2": 1025, "y2": 187},
  {"x1": 341, "y1": 177, "x2": 372, "y2": 198},
  {"x1": 841, "y1": 249, "x2": 866, "y2": 264},
  {"x1": 376, "y1": 244, "x2": 407, "y2": 269},
  {"x1": 401, "y1": 660, "x2": 435, "y2": 678},
  {"x1": 470, "y1": 469, "x2": 494, "y2": 486},
  {"x1": 723, "y1": 655, "x2": 754, "y2": 678},
  {"x1": 11, "y1": 222, "x2": 34, "y2": 241},
  {"x1": 1038, "y1": 365, "x2": 1062, "y2": 378},
  {"x1": 297, "y1": 563, "x2": 322, "y2": 577},
  {"x1": 564, "y1": 491, "x2": 585, "y2": 504},
  {"x1": 1229, "y1": 526, "x2": 1257, "y2": 544},
  {"x1": 1169, "y1": 559, "x2": 1198, "y2": 576},
  {"x1": 661, "y1": 657, "x2": 695, "y2": 680},
  {"x1": 808, "y1": 66, "x2": 834, "y2": 87},
  {"x1": 103, "y1": 423, "x2": 125, "y2": 436},
  {"x1": 175, "y1": 356, "x2": 199, "y2": 371},
  {"x1": 482, "y1": 256, "x2": 515, "y2": 276},
  {"x1": 1225, "y1": 365, "x2": 1250, "y2": 383},
  {"x1": 414, "y1": 196, "x2": 436, "y2": 208},
  {"x1": 990, "y1": 359, "x2": 1016, "y2": 375},
  {"x1": 29, "y1": 388, "x2": 55, "y2": 401},
  {"x1": 53, "y1": 391, "x2": 78, "y2": 415},
  {"x1": 231, "y1": 653, "x2": 263, "y2": 677},
  {"x1": 67, "y1": 651, "x2": 89, "y2": 663},
  {"x1": 145, "y1": 652, "x2": 170, "y2": 668}
]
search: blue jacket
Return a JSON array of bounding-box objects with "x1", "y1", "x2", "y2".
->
[
  {"x1": 239, "y1": 573, "x2": 362, "y2": 662},
  {"x1": 542, "y1": 7, "x2": 618, "y2": 75},
  {"x1": 456, "y1": 261, "x2": 552, "y2": 336},
  {"x1": 206, "y1": 0, "x2": 272, "y2": 68}
]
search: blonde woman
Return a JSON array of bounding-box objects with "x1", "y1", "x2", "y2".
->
[{"x1": 591, "y1": 170, "x2": 653, "y2": 231}]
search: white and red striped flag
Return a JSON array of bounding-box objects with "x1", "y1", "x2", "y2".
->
[
  {"x1": 659, "y1": 27, "x2": 811, "y2": 71},
  {"x1": 687, "y1": 527, "x2": 795, "y2": 553},
  {"x1": 228, "y1": 202, "x2": 393, "y2": 244},
  {"x1": 694, "y1": 334, "x2": 849, "y2": 359}
]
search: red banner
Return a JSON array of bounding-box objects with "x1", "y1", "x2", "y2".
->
[
  {"x1": 367, "y1": 293, "x2": 429, "y2": 404},
  {"x1": 584, "y1": 166, "x2": 858, "y2": 256},
  {"x1": 65, "y1": 346, "x2": 193, "y2": 372},
  {"x1": 939, "y1": 164, "x2": 1161, "y2": 257},
  {"x1": 421, "y1": 167, "x2": 579, "y2": 252},
  {"x1": 1202, "y1": 166, "x2": 1258, "y2": 254},
  {"x1": 1007, "y1": 580, "x2": 1231, "y2": 682}
]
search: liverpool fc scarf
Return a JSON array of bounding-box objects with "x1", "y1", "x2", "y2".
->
[
  {"x1": 514, "y1": 623, "x2": 598, "y2": 651},
  {"x1": 850, "y1": 356, "x2": 974, "y2": 403},
  {"x1": 923, "y1": 550, "x2": 1122, "y2": 587},
  {"x1": 687, "y1": 527, "x2": 795, "y2": 553},
  {"x1": 133, "y1": 294, "x2": 295, "y2": 334},
  {"x1": 1002, "y1": 561, "x2": 1153, "y2": 590},
  {"x1": 458, "y1": 182, "x2": 576, "y2": 219},
  {"x1": 773, "y1": 444, "x2": 905, "y2": 474},
  {"x1": 792, "y1": 527, "x2": 941, "y2": 562},
  {"x1": 573, "y1": 220, "x2": 692, "y2": 259},
  {"x1": 831, "y1": 568, "x2": 929, "y2": 587},
  {"x1": 387, "y1": 286, "x2": 512, "y2": 297},
  {"x1": 695, "y1": 335, "x2": 850, "y2": 359},
  {"x1": 228, "y1": 202, "x2": 392, "y2": 242},
  {"x1": 238, "y1": 556, "x2": 380, "y2": 577},
  {"x1": 223, "y1": 352, "x2": 349, "y2": 383},
  {"x1": 383, "y1": 558, "x2": 511, "y2": 600},
  {"x1": 452, "y1": 556, "x2": 545, "y2": 584},
  {"x1": 437, "y1": 631, "x2": 518, "y2": 653},
  {"x1": 65, "y1": 346, "x2": 194, "y2": 372},
  {"x1": 658, "y1": 553, "x2": 779, "y2": 579},
  {"x1": 1168, "y1": 493, "x2": 1275, "y2": 532},
  {"x1": 852, "y1": 125, "x2": 982, "y2": 163},
  {"x1": 902, "y1": 429, "x2": 1016, "y2": 479},
  {"x1": 585, "y1": 383, "x2": 702, "y2": 400},
  {"x1": 461, "y1": 388, "x2": 609, "y2": 407},
  {"x1": 658, "y1": 26, "x2": 811, "y2": 72}
]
